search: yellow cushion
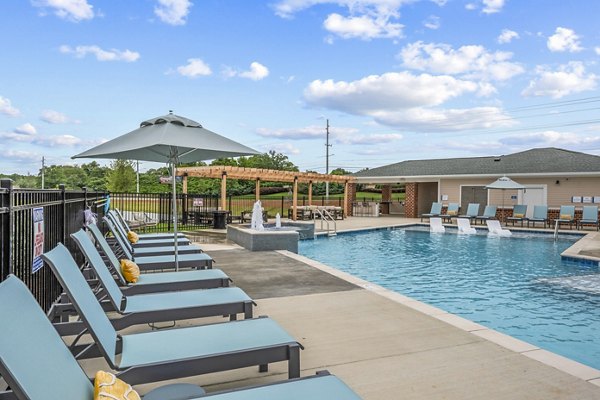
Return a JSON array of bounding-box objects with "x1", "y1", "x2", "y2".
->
[
  {"x1": 94, "y1": 370, "x2": 141, "y2": 400},
  {"x1": 447, "y1": 210, "x2": 457, "y2": 215},
  {"x1": 560, "y1": 214, "x2": 572, "y2": 220},
  {"x1": 120, "y1": 259, "x2": 140, "y2": 283},
  {"x1": 514, "y1": 213, "x2": 524, "y2": 218},
  {"x1": 127, "y1": 231, "x2": 139, "y2": 244}
]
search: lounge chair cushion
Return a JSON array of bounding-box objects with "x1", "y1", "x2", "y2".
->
[
  {"x1": 560, "y1": 214, "x2": 571, "y2": 220},
  {"x1": 94, "y1": 371, "x2": 141, "y2": 400},
  {"x1": 120, "y1": 259, "x2": 140, "y2": 283},
  {"x1": 127, "y1": 231, "x2": 139, "y2": 244},
  {"x1": 514, "y1": 213, "x2": 524, "y2": 218},
  {"x1": 447, "y1": 210, "x2": 457, "y2": 215}
]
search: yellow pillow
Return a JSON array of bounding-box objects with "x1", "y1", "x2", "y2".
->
[
  {"x1": 447, "y1": 210, "x2": 457, "y2": 215},
  {"x1": 127, "y1": 231, "x2": 139, "y2": 244},
  {"x1": 120, "y1": 259, "x2": 140, "y2": 283},
  {"x1": 94, "y1": 370, "x2": 141, "y2": 400},
  {"x1": 514, "y1": 213, "x2": 524, "y2": 218},
  {"x1": 560, "y1": 214, "x2": 571, "y2": 220}
]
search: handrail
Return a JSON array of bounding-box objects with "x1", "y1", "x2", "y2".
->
[
  {"x1": 554, "y1": 219, "x2": 559, "y2": 241},
  {"x1": 313, "y1": 208, "x2": 337, "y2": 236}
]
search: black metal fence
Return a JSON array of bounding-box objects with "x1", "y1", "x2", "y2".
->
[{"x1": 0, "y1": 179, "x2": 106, "y2": 311}]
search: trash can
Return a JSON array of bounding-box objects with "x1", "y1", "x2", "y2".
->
[{"x1": 212, "y1": 210, "x2": 228, "y2": 229}]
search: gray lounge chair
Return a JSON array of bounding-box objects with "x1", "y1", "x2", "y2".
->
[
  {"x1": 108, "y1": 210, "x2": 190, "y2": 248},
  {"x1": 86, "y1": 223, "x2": 230, "y2": 294},
  {"x1": 475, "y1": 205, "x2": 497, "y2": 225},
  {"x1": 420, "y1": 202, "x2": 442, "y2": 222},
  {"x1": 528, "y1": 205, "x2": 548, "y2": 228},
  {"x1": 458, "y1": 203, "x2": 480, "y2": 222},
  {"x1": 440, "y1": 203, "x2": 459, "y2": 222},
  {"x1": 113, "y1": 207, "x2": 186, "y2": 240},
  {"x1": 40, "y1": 246, "x2": 302, "y2": 385},
  {"x1": 553, "y1": 205, "x2": 575, "y2": 230},
  {"x1": 578, "y1": 205, "x2": 599, "y2": 230},
  {"x1": 0, "y1": 275, "x2": 361, "y2": 399},
  {"x1": 506, "y1": 205, "x2": 528, "y2": 227}
]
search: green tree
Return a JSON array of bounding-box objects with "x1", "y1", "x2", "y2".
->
[
  {"x1": 106, "y1": 160, "x2": 136, "y2": 192},
  {"x1": 42, "y1": 164, "x2": 88, "y2": 189}
]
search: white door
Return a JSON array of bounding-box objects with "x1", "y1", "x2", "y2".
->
[{"x1": 519, "y1": 186, "x2": 546, "y2": 218}]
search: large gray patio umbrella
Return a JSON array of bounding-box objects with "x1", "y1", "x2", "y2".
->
[
  {"x1": 73, "y1": 112, "x2": 260, "y2": 269},
  {"x1": 485, "y1": 176, "x2": 525, "y2": 222}
]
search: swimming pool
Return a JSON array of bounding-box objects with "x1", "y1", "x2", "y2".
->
[{"x1": 299, "y1": 227, "x2": 600, "y2": 370}]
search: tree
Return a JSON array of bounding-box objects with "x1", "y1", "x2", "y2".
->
[{"x1": 106, "y1": 160, "x2": 136, "y2": 192}]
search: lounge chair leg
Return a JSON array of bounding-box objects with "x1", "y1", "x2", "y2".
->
[{"x1": 259, "y1": 363, "x2": 268, "y2": 373}]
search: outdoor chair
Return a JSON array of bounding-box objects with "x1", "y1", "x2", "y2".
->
[
  {"x1": 90, "y1": 223, "x2": 214, "y2": 271},
  {"x1": 40, "y1": 246, "x2": 303, "y2": 386},
  {"x1": 456, "y1": 218, "x2": 477, "y2": 234},
  {"x1": 577, "y1": 205, "x2": 599, "y2": 230},
  {"x1": 429, "y1": 217, "x2": 445, "y2": 233},
  {"x1": 113, "y1": 208, "x2": 186, "y2": 240},
  {"x1": 475, "y1": 205, "x2": 497, "y2": 225},
  {"x1": 486, "y1": 220, "x2": 512, "y2": 237},
  {"x1": 553, "y1": 205, "x2": 576, "y2": 230},
  {"x1": 0, "y1": 275, "x2": 361, "y2": 400},
  {"x1": 528, "y1": 205, "x2": 549, "y2": 228},
  {"x1": 440, "y1": 203, "x2": 459, "y2": 222},
  {"x1": 420, "y1": 202, "x2": 442, "y2": 222},
  {"x1": 458, "y1": 203, "x2": 480, "y2": 222},
  {"x1": 106, "y1": 213, "x2": 192, "y2": 250},
  {"x1": 506, "y1": 205, "x2": 528, "y2": 227}
]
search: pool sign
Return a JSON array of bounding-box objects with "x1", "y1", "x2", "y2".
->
[{"x1": 32, "y1": 207, "x2": 44, "y2": 273}]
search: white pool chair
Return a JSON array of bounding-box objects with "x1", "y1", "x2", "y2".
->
[
  {"x1": 486, "y1": 220, "x2": 512, "y2": 237},
  {"x1": 457, "y1": 218, "x2": 476, "y2": 234},
  {"x1": 429, "y1": 217, "x2": 445, "y2": 233}
]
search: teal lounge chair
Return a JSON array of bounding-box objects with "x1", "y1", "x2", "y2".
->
[
  {"x1": 0, "y1": 275, "x2": 361, "y2": 399},
  {"x1": 528, "y1": 205, "x2": 548, "y2": 228},
  {"x1": 107, "y1": 210, "x2": 191, "y2": 248},
  {"x1": 112, "y1": 208, "x2": 186, "y2": 240},
  {"x1": 554, "y1": 205, "x2": 575, "y2": 230},
  {"x1": 40, "y1": 246, "x2": 302, "y2": 385},
  {"x1": 506, "y1": 205, "x2": 528, "y2": 227},
  {"x1": 475, "y1": 205, "x2": 497, "y2": 225},
  {"x1": 577, "y1": 205, "x2": 599, "y2": 230},
  {"x1": 440, "y1": 203, "x2": 459, "y2": 222},
  {"x1": 420, "y1": 202, "x2": 442, "y2": 222},
  {"x1": 458, "y1": 203, "x2": 480, "y2": 222}
]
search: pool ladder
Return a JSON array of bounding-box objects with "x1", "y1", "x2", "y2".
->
[
  {"x1": 553, "y1": 219, "x2": 559, "y2": 241},
  {"x1": 313, "y1": 209, "x2": 337, "y2": 236}
]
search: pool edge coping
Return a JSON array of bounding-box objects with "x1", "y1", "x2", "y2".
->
[{"x1": 277, "y1": 246, "x2": 600, "y2": 387}]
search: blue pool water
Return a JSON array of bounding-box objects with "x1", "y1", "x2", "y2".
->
[{"x1": 299, "y1": 227, "x2": 600, "y2": 370}]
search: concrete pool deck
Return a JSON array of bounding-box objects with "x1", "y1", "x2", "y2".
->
[{"x1": 79, "y1": 216, "x2": 600, "y2": 399}]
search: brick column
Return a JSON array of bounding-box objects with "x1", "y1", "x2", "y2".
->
[
  {"x1": 380, "y1": 185, "x2": 391, "y2": 214},
  {"x1": 346, "y1": 183, "x2": 357, "y2": 216},
  {"x1": 405, "y1": 182, "x2": 418, "y2": 218}
]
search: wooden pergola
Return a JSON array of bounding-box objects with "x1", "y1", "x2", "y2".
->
[{"x1": 176, "y1": 166, "x2": 356, "y2": 220}]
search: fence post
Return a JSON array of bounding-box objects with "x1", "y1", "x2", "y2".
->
[
  {"x1": 281, "y1": 196, "x2": 284, "y2": 217},
  {"x1": 1, "y1": 179, "x2": 13, "y2": 278},
  {"x1": 59, "y1": 184, "x2": 66, "y2": 243}
]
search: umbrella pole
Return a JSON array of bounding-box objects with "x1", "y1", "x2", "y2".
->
[{"x1": 171, "y1": 162, "x2": 179, "y2": 271}]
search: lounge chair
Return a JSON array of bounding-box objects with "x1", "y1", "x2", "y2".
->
[
  {"x1": 104, "y1": 215, "x2": 193, "y2": 252},
  {"x1": 506, "y1": 205, "x2": 528, "y2": 227},
  {"x1": 486, "y1": 220, "x2": 512, "y2": 237},
  {"x1": 577, "y1": 205, "x2": 599, "y2": 230},
  {"x1": 553, "y1": 205, "x2": 575, "y2": 230},
  {"x1": 0, "y1": 275, "x2": 361, "y2": 399},
  {"x1": 86, "y1": 224, "x2": 230, "y2": 294},
  {"x1": 528, "y1": 205, "x2": 548, "y2": 228},
  {"x1": 458, "y1": 203, "x2": 480, "y2": 222},
  {"x1": 475, "y1": 205, "x2": 497, "y2": 225},
  {"x1": 113, "y1": 208, "x2": 186, "y2": 240},
  {"x1": 456, "y1": 218, "x2": 477, "y2": 234},
  {"x1": 91, "y1": 222, "x2": 214, "y2": 270},
  {"x1": 39, "y1": 246, "x2": 303, "y2": 385},
  {"x1": 429, "y1": 217, "x2": 445, "y2": 233},
  {"x1": 440, "y1": 203, "x2": 459, "y2": 222},
  {"x1": 420, "y1": 202, "x2": 442, "y2": 222}
]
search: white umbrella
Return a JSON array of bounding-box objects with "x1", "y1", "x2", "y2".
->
[
  {"x1": 73, "y1": 112, "x2": 260, "y2": 269},
  {"x1": 485, "y1": 176, "x2": 525, "y2": 222}
]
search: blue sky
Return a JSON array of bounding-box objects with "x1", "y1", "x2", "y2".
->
[{"x1": 2, "y1": 0, "x2": 600, "y2": 176}]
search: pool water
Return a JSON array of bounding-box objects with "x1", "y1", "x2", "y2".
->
[{"x1": 299, "y1": 227, "x2": 600, "y2": 370}]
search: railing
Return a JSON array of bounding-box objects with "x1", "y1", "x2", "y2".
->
[{"x1": 0, "y1": 179, "x2": 107, "y2": 311}]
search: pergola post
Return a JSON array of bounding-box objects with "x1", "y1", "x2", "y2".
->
[
  {"x1": 343, "y1": 180, "x2": 349, "y2": 218},
  {"x1": 255, "y1": 178, "x2": 261, "y2": 202},
  {"x1": 182, "y1": 174, "x2": 188, "y2": 194},
  {"x1": 220, "y1": 171, "x2": 227, "y2": 211},
  {"x1": 292, "y1": 176, "x2": 298, "y2": 221},
  {"x1": 308, "y1": 181, "x2": 313, "y2": 205}
]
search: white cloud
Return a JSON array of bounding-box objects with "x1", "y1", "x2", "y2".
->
[
  {"x1": 398, "y1": 41, "x2": 524, "y2": 81},
  {"x1": 465, "y1": 3, "x2": 477, "y2": 10},
  {"x1": 154, "y1": 0, "x2": 192, "y2": 26},
  {"x1": 499, "y1": 130, "x2": 600, "y2": 148},
  {"x1": 497, "y1": 29, "x2": 519, "y2": 44},
  {"x1": 40, "y1": 110, "x2": 70, "y2": 124},
  {"x1": 482, "y1": 0, "x2": 505, "y2": 14},
  {"x1": 336, "y1": 132, "x2": 403, "y2": 145},
  {"x1": 176, "y1": 58, "x2": 212, "y2": 78},
  {"x1": 430, "y1": 0, "x2": 447, "y2": 6},
  {"x1": 224, "y1": 62, "x2": 270, "y2": 81},
  {"x1": 14, "y1": 123, "x2": 37, "y2": 136},
  {"x1": 60, "y1": 45, "x2": 140, "y2": 62},
  {"x1": 32, "y1": 0, "x2": 94, "y2": 22},
  {"x1": 522, "y1": 62, "x2": 597, "y2": 99},
  {"x1": 266, "y1": 143, "x2": 301, "y2": 155},
  {"x1": 2, "y1": 149, "x2": 41, "y2": 162},
  {"x1": 547, "y1": 27, "x2": 583, "y2": 53},
  {"x1": 257, "y1": 125, "x2": 358, "y2": 140},
  {"x1": 0, "y1": 96, "x2": 20, "y2": 117},
  {"x1": 423, "y1": 15, "x2": 440, "y2": 30},
  {"x1": 323, "y1": 13, "x2": 403, "y2": 39},
  {"x1": 44, "y1": 134, "x2": 82, "y2": 147},
  {"x1": 595, "y1": 47, "x2": 600, "y2": 56}
]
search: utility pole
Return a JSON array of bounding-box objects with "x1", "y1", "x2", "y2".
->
[
  {"x1": 41, "y1": 156, "x2": 45, "y2": 189},
  {"x1": 325, "y1": 119, "x2": 332, "y2": 199},
  {"x1": 136, "y1": 160, "x2": 140, "y2": 193}
]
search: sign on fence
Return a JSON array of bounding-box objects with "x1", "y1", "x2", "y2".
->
[{"x1": 32, "y1": 207, "x2": 44, "y2": 273}]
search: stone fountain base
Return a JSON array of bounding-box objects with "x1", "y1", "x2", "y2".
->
[{"x1": 226, "y1": 221, "x2": 314, "y2": 253}]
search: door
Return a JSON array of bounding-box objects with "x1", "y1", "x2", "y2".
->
[
  {"x1": 460, "y1": 186, "x2": 487, "y2": 215},
  {"x1": 519, "y1": 186, "x2": 546, "y2": 218}
]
